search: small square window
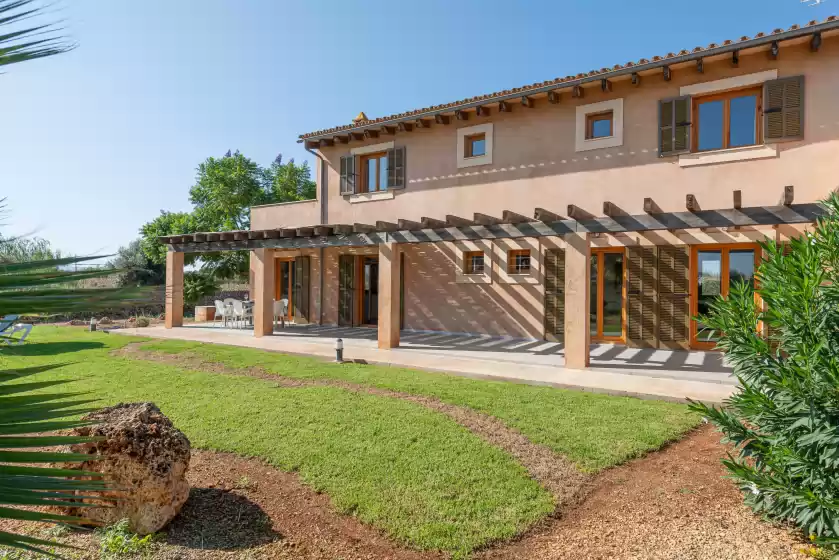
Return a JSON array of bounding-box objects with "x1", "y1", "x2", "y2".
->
[
  {"x1": 585, "y1": 111, "x2": 613, "y2": 140},
  {"x1": 464, "y1": 133, "x2": 486, "y2": 158},
  {"x1": 464, "y1": 251, "x2": 485, "y2": 275},
  {"x1": 507, "y1": 250, "x2": 531, "y2": 274}
]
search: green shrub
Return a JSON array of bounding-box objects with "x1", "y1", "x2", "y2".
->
[
  {"x1": 134, "y1": 316, "x2": 150, "y2": 328},
  {"x1": 690, "y1": 194, "x2": 839, "y2": 551},
  {"x1": 97, "y1": 519, "x2": 154, "y2": 558},
  {"x1": 183, "y1": 271, "x2": 220, "y2": 307}
]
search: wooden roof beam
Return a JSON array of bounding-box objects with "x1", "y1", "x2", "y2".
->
[
  {"x1": 601, "y1": 79, "x2": 612, "y2": 93},
  {"x1": 501, "y1": 210, "x2": 535, "y2": 224},
  {"x1": 602, "y1": 201, "x2": 627, "y2": 217},
  {"x1": 769, "y1": 41, "x2": 780, "y2": 60},
  {"x1": 219, "y1": 232, "x2": 235, "y2": 241},
  {"x1": 313, "y1": 225, "x2": 333, "y2": 236},
  {"x1": 296, "y1": 227, "x2": 315, "y2": 237},
  {"x1": 520, "y1": 96, "x2": 534, "y2": 108},
  {"x1": 643, "y1": 197, "x2": 662, "y2": 214},
  {"x1": 363, "y1": 129, "x2": 379, "y2": 139},
  {"x1": 811, "y1": 32, "x2": 822, "y2": 52},
  {"x1": 331, "y1": 224, "x2": 354, "y2": 235},
  {"x1": 498, "y1": 101, "x2": 513, "y2": 112},
  {"x1": 264, "y1": 229, "x2": 281, "y2": 239},
  {"x1": 397, "y1": 122, "x2": 413, "y2": 132},
  {"x1": 548, "y1": 91, "x2": 561, "y2": 104},
  {"x1": 473, "y1": 213, "x2": 502, "y2": 225},
  {"x1": 476, "y1": 106, "x2": 490, "y2": 117},
  {"x1": 319, "y1": 138, "x2": 334, "y2": 147},
  {"x1": 733, "y1": 190, "x2": 742, "y2": 210},
  {"x1": 421, "y1": 217, "x2": 448, "y2": 229},
  {"x1": 280, "y1": 228, "x2": 297, "y2": 238},
  {"x1": 380, "y1": 126, "x2": 395, "y2": 135},
  {"x1": 631, "y1": 72, "x2": 641, "y2": 86},
  {"x1": 232, "y1": 232, "x2": 248, "y2": 241},
  {"x1": 455, "y1": 110, "x2": 469, "y2": 121},
  {"x1": 731, "y1": 50, "x2": 740, "y2": 67},
  {"x1": 353, "y1": 223, "x2": 376, "y2": 234},
  {"x1": 206, "y1": 233, "x2": 220, "y2": 242},
  {"x1": 246, "y1": 231, "x2": 263, "y2": 240},
  {"x1": 415, "y1": 119, "x2": 431, "y2": 129},
  {"x1": 696, "y1": 58, "x2": 704, "y2": 74},
  {"x1": 686, "y1": 194, "x2": 700, "y2": 212},
  {"x1": 534, "y1": 208, "x2": 563, "y2": 222},
  {"x1": 572, "y1": 85, "x2": 584, "y2": 98},
  {"x1": 398, "y1": 219, "x2": 422, "y2": 230},
  {"x1": 351, "y1": 132, "x2": 365, "y2": 141},
  {"x1": 783, "y1": 185, "x2": 794, "y2": 206},
  {"x1": 567, "y1": 205, "x2": 594, "y2": 220},
  {"x1": 376, "y1": 221, "x2": 399, "y2": 232},
  {"x1": 663, "y1": 65, "x2": 672, "y2": 81},
  {"x1": 445, "y1": 214, "x2": 476, "y2": 227},
  {"x1": 435, "y1": 114, "x2": 450, "y2": 125}
]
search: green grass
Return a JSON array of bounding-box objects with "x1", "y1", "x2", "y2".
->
[
  {"x1": 1, "y1": 328, "x2": 552, "y2": 557},
  {"x1": 138, "y1": 336, "x2": 700, "y2": 472}
]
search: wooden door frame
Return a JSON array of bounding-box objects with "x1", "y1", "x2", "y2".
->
[
  {"x1": 355, "y1": 255, "x2": 379, "y2": 328},
  {"x1": 689, "y1": 243, "x2": 761, "y2": 350},
  {"x1": 591, "y1": 247, "x2": 627, "y2": 344},
  {"x1": 274, "y1": 257, "x2": 295, "y2": 321}
]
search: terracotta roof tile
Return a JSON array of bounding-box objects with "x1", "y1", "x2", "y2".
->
[{"x1": 298, "y1": 17, "x2": 838, "y2": 141}]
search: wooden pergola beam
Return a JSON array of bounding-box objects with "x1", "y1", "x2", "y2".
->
[
  {"x1": 232, "y1": 232, "x2": 248, "y2": 241},
  {"x1": 398, "y1": 219, "x2": 422, "y2": 230},
  {"x1": 733, "y1": 190, "x2": 742, "y2": 210},
  {"x1": 313, "y1": 225, "x2": 333, "y2": 236},
  {"x1": 534, "y1": 208, "x2": 562, "y2": 222},
  {"x1": 280, "y1": 228, "x2": 297, "y2": 238},
  {"x1": 353, "y1": 223, "x2": 376, "y2": 234},
  {"x1": 643, "y1": 197, "x2": 662, "y2": 214},
  {"x1": 501, "y1": 210, "x2": 534, "y2": 224},
  {"x1": 207, "y1": 233, "x2": 220, "y2": 242},
  {"x1": 602, "y1": 201, "x2": 626, "y2": 217},
  {"x1": 331, "y1": 224, "x2": 354, "y2": 235},
  {"x1": 445, "y1": 214, "x2": 476, "y2": 226},
  {"x1": 473, "y1": 213, "x2": 501, "y2": 225},
  {"x1": 783, "y1": 185, "x2": 794, "y2": 206},
  {"x1": 567, "y1": 204, "x2": 593, "y2": 220},
  {"x1": 264, "y1": 229, "x2": 281, "y2": 239},
  {"x1": 167, "y1": 203, "x2": 826, "y2": 253},
  {"x1": 296, "y1": 227, "x2": 315, "y2": 237},
  {"x1": 421, "y1": 217, "x2": 447, "y2": 229},
  {"x1": 686, "y1": 194, "x2": 699, "y2": 212}
]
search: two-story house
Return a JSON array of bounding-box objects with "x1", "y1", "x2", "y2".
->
[{"x1": 161, "y1": 17, "x2": 839, "y2": 369}]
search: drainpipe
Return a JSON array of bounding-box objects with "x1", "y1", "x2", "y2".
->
[{"x1": 306, "y1": 144, "x2": 327, "y2": 325}]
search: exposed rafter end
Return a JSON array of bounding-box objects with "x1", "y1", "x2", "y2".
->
[
  {"x1": 313, "y1": 225, "x2": 333, "y2": 236},
  {"x1": 445, "y1": 214, "x2": 476, "y2": 227},
  {"x1": 601, "y1": 79, "x2": 612, "y2": 93},
  {"x1": 643, "y1": 197, "x2": 662, "y2": 214},
  {"x1": 421, "y1": 217, "x2": 447, "y2": 229},
  {"x1": 572, "y1": 85, "x2": 584, "y2": 98},
  {"x1": 397, "y1": 219, "x2": 422, "y2": 230},
  {"x1": 335, "y1": 135, "x2": 349, "y2": 144},
  {"x1": 696, "y1": 58, "x2": 704, "y2": 74},
  {"x1": 769, "y1": 40, "x2": 780, "y2": 60},
  {"x1": 662, "y1": 65, "x2": 671, "y2": 81},
  {"x1": 364, "y1": 129, "x2": 379, "y2": 139},
  {"x1": 567, "y1": 204, "x2": 593, "y2": 220},
  {"x1": 296, "y1": 227, "x2": 315, "y2": 237},
  {"x1": 548, "y1": 91, "x2": 561, "y2": 104},
  {"x1": 416, "y1": 119, "x2": 431, "y2": 129},
  {"x1": 811, "y1": 32, "x2": 822, "y2": 52},
  {"x1": 520, "y1": 96, "x2": 534, "y2": 108},
  {"x1": 376, "y1": 221, "x2": 398, "y2": 232},
  {"x1": 435, "y1": 114, "x2": 450, "y2": 125},
  {"x1": 455, "y1": 110, "x2": 469, "y2": 121},
  {"x1": 631, "y1": 72, "x2": 640, "y2": 86},
  {"x1": 380, "y1": 126, "x2": 395, "y2": 135},
  {"x1": 534, "y1": 207, "x2": 563, "y2": 222},
  {"x1": 319, "y1": 138, "x2": 334, "y2": 147},
  {"x1": 473, "y1": 213, "x2": 501, "y2": 226},
  {"x1": 602, "y1": 201, "x2": 626, "y2": 217},
  {"x1": 783, "y1": 185, "x2": 794, "y2": 206},
  {"x1": 476, "y1": 106, "x2": 490, "y2": 117},
  {"x1": 397, "y1": 122, "x2": 413, "y2": 132},
  {"x1": 686, "y1": 194, "x2": 699, "y2": 212},
  {"x1": 733, "y1": 190, "x2": 742, "y2": 210},
  {"x1": 353, "y1": 223, "x2": 376, "y2": 234},
  {"x1": 501, "y1": 210, "x2": 535, "y2": 224},
  {"x1": 498, "y1": 100, "x2": 513, "y2": 112}
]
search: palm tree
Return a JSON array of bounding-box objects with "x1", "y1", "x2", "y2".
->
[{"x1": 0, "y1": 0, "x2": 75, "y2": 69}]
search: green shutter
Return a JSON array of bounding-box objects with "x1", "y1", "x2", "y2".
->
[
  {"x1": 293, "y1": 256, "x2": 310, "y2": 324},
  {"x1": 387, "y1": 146, "x2": 406, "y2": 189},
  {"x1": 340, "y1": 156, "x2": 355, "y2": 195},
  {"x1": 764, "y1": 76, "x2": 804, "y2": 142},
  {"x1": 659, "y1": 96, "x2": 691, "y2": 157}
]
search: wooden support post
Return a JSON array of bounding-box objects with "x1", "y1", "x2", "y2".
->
[
  {"x1": 733, "y1": 190, "x2": 742, "y2": 210},
  {"x1": 251, "y1": 248, "x2": 275, "y2": 338},
  {"x1": 783, "y1": 185, "x2": 794, "y2": 206},
  {"x1": 686, "y1": 194, "x2": 699, "y2": 212},
  {"x1": 165, "y1": 251, "x2": 184, "y2": 329},
  {"x1": 378, "y1": 242, "x2": 401, "y2": 349},
  {"x1": 534, "y1": 208, "x2": 562, "y2": 222},
  {"x1": 564, "y1": 233, "x2": 590, "y2": 369}
]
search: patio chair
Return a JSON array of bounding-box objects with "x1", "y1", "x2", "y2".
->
[
  {"x1": 230, "y1": 299, "x2": 252, "y2": 329},
  {"x1": 214, "y1": 300, "x2": 234, "y2": 328},
  {"x1": 0, "y1": 315, "x2": 33, "y2": 346},
  {"x1": 273, "y1": 299, "x2": 289, "y2": 328}
]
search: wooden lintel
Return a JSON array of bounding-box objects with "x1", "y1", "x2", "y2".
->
[
  {"x1": 296, "y1": 227, "x2": 315, "y2": 237},
  {"x1": 769, "y1": 41, "x2": 780, "y2": 60},
  {"x1": 435, "y1": 114, "x2": 450, "y2": 125},
  {"x1": 811, "y1": 32, "x2": 822, "y2": 52},
  {"x1": 398, "y1": 122, "x2": 413, "y2": 132},
  {"x1": 663, "y1": 66, "x2": 671, "y2": 81},
  {"x1": 601, "y1": 79, "x2": 611, "y2": 93},
  {"x1": 631, "y1": 72, "x2": 640, "y2": 86},
  {"x1": 473, "y1": 213, "x2": 501, "y2": 226},
  {"x1": 455, "y1": 111, "x2": 469, "y2": 121},
  {"x1": 696, "y1": 58, "x2": 704, "y2": 73},
  {"x1": 643, "y1": 197, "x2": 662, "y2": 214},
  {"x1": 376, "y1": 221, "x2": 399, "y2": 232},
  {"x1": 415, "y1": 119, "x2": 431, "y2": 129},
  {"x1": 572, "y1": 85, "x2": 583, "y2": 98},
  {"x1": 547, "y1": 91, "x2": 560, "y2": 104},
  {"x1": 331, "y1": 224, "x2": 354, "y2": 235},
  {"x1": 353, "y1": 223, "x2": 376, "y2": 234},
  {"x1": 783, "y1": 185, "x2": 794, "y2": 206},
  {"x1": 397, "y1": 219, "x2": 422, "y2": 230},
  {"x1": 380, "y1": 126, "x2": 395, "y2": 135},
  {"x1": 534, "y1": 208, "x2": 562, "y2": 222},
  {"x1": 567, "y1": 205, "x2": 593, "y2": 220},
  {"x1": 279, "y1": 228, "x2": 297, "y2": 238},
  {"x1": 319, "y1": 138, "x2": 334, "y2": 147},
  {"x1": 733, "y1": 190, "x2": 742, "y2": 210},
  {"x1": 476, "y1": 106, "x2": 490, "y2": 117},
  {"x1": 313, "y1": 225, "x2": 333, "y2": 236},
  {"x1": 731, "y1": 50, "x2": 739, "y2": 67},
  {"x1": 364, "y1": 129, "x2": 379, "y2": 139},
  {"x1": 686, "y1": 194, "x2": 699, "y2": 212},
  {"x1": 520, "y1": 96, "x2": 534, "y2": 108},
  {"x1": 420, "y1": 217, "x2": 447, "y2": 229},
  {"x1": 501, "y1": 210, "x2": 534, "y2": 224},
  {"x1": 445, "y1": 214, "x2": 476, "y2": 227},
  {"x1": 498, "y1": 101, "x2": 512, "y2": 112}
]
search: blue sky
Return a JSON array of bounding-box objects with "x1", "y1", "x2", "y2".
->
[{"x1": 1, "y1": 0, "x2": 830, "y2": 257}]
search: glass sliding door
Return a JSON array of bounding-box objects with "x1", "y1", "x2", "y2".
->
[
  {"x1": 690, "y1": 244, "x2": 759, "y2": 349},
  {"x1": 590, "y1": 248, "x2": 625, "y2": 342},
  {"x1": 355, "y1": 256, "x2": 379, "y2": 326},
  {"x1": 275, "y1": 259, "x2": 295, "y2": 321}
]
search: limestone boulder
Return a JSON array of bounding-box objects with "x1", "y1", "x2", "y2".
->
[{"x1": 61, "y1": 402, "x2": 191, "y2": 534}]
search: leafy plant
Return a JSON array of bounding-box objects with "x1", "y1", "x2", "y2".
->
[
  {"x1": 97, "y1": 519, "x2": 154, "y2": 558},
  {"x1": 134, "y1": 316, "x2": 150, "y2": 328},
  {"x1": 182, "y1": 271, "x2": 219, "y2": 308},
  {"x1": 0, "y1": 0, "x2": 75, "y2": 69},
  {"x1": 689, "y1": 193, "x2": 839, "y2": 552}
]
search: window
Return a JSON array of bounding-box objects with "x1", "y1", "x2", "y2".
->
[
  {"x1": 359, "y1": 152, "x2": 388, "y2": 192},
  {"x1": 464, "y1": 133, "x2": 486, "y2": 158},
  {"x1": 693, "y1": 87, "x2": 761, "y2": 152},
  {"x1": 585, "y1": 111, "x2": 613, "y2": 140},
  {"x1": 463, "y1": 251, "x2": 485, "y2": 275},
  {"x1": 507, "y1": 250, "x2": 531, "y2": 274}
]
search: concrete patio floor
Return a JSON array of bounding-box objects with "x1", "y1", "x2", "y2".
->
[{"x1": 115, "y1": 324, "x2": 736, "y2": 404}]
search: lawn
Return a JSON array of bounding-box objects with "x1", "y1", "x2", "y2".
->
[{"x1": 1, "y1": 327, "x2": 700, "y2": 557}]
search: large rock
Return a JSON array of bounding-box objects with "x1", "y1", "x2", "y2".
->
[{"x1": 61, "y1": 402, "x2": 191, "y2": 534}]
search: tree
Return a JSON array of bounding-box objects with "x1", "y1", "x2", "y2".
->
[
  {"x1": 139, "y1": 211, "x2": 197, "y2": 266},
  {"x1": 689, "y1": 194, "x2": 839, "y2": 554},
  {"x1": 265, "y1": 154, "x2": 317, "y2": 203},
  {"x1": 0, "y1": 0, "x2": 75, "y2": 69},
  {"x1": 107, "y1": 239, "x2": 165, "y2": 287},
  {"x1": 0, "y1": 235, "x2": 59, "y2": 262},
  {"x1": 189, "y1": 151, "x2": 266, "y2": 232}
]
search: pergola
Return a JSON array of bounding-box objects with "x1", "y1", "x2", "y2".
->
[{"x1": 160, "y1": 189, "x2": 823, "y2": 368}]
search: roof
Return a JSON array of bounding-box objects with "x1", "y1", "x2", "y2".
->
[{"x1": 297, "y1": 16, "x2": 839, "y2": 142}]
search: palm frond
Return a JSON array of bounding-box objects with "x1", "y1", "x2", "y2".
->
[{"x1": 0, "y1": 0, "x2": 75, "y2": 69}]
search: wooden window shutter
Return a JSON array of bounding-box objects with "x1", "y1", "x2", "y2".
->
[
  {"x1": 764, "y1": 76, "x2": 804, "y2": 142},
  {"x1": 627, "y1": 247, "x2": 658, "y2": 348},
  {"x1": 338, "y1": 255, "x2": 355, "y2": 326},
  {"x1": 293, "y1": 256, "x2": 311, "y2": 324},
  {"x1": 658, "y1": 96, "x2": 691, "y2": 157},
  {"x1": 543, "y1": 248, "x2": 565, "y2": 342},
  {"x1": 339, "y1": 155, "x2": 356, "y2": 195},
  {"x1": 387, "y1": 146, "x2": 406, "y2": 189},
  {"x1": 657, "y1": 247, "x2": 689, "y2": 350}
]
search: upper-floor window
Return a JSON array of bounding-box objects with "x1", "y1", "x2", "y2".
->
[
  {"x1": 464, "y1": 133, "x2": 486, "y2": 158},
  {"x1": 507, "y1": 250, "x2": 531, "y2": 274},
  {"x1": 360, "y1": 152, "x2": 388, "y2": 192},
  {"x1": 464, "y1": 251, "x2": 485, "y2": 274},
  {"x1": 585, "y1": 111, "x2": 613, "y2": 140},
  {"x1": 694, "y1": 87, "x2": 761, "y2": 152}
]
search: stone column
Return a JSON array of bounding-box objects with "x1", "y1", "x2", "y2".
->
[
  {"x1": 377, "y1": 242, "x2": 401, "y2": 349},
  {"x1": 251, "y1": 249, "x2": 275, "y2": 338},
  {"x1": 563, "y1": 233, "x2": 590, "y2": 369},
  {"x1": 164, "y1": 251, "x2": 184, "y2": 329}
]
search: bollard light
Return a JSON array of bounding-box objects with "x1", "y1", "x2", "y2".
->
[
  {"x1": 89, "y1": 317, "x2": 97, "y2": 332},
  {"x1": 335, "y1": 338, "x2": 344, "y2": 363}
]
